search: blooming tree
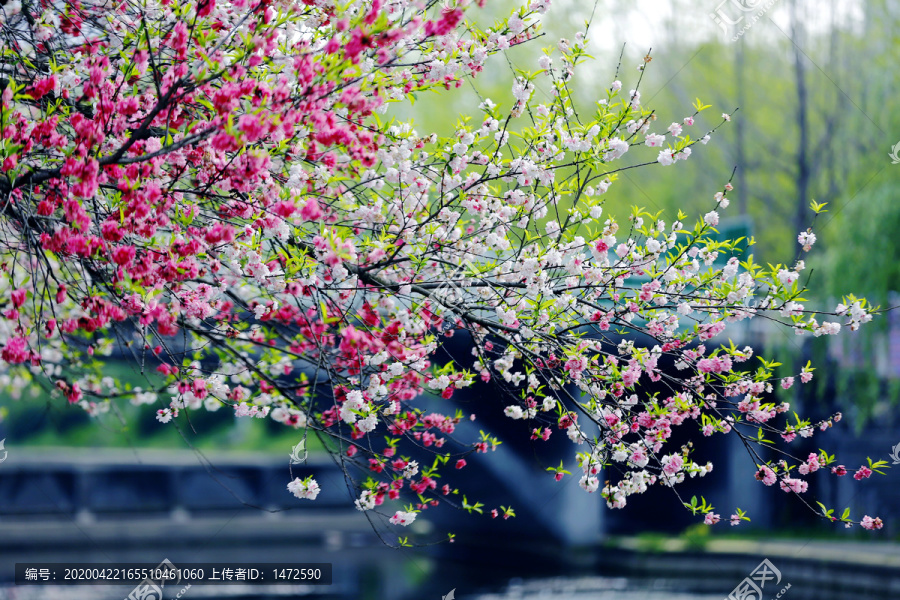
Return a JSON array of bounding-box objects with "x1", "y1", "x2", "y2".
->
[{"x1": 0, "y1": 0, "x2": 887, "y2": 542}]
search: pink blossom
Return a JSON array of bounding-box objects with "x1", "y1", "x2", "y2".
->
[
  {"x1": 27, "y1": 76, "x2": 57, "y2": 99},
  {"x1": 10, "y1": 288, "x2": 26, "y2": 309},
  {"x1": 300, "y1": 198, "x2": 324, "y2": 221},
  {"x1": 779, "y1": 477, "x2": 808, "y2": 494},
  {"x1": 1, "y1": 337, "x2": 30, "y2": 364},
  {"x1": 755, "y1": 466, "x2": 776, "y2": 486},
  {"x1": 854, "y1": 466, "x2": 872, "y2": 480},
  {"x1": 860, "y1": 515, "x2": 883, "y2": 530},
  {"x1": 112, "y1": 246, "x2": 136, "y2": 266}
]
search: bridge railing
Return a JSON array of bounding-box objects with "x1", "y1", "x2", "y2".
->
[{"x1": 0, "y1": 448, "x2": 354, "y2": 520}]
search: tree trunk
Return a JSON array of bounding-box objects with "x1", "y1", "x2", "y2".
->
[
  {"x1": 791, "y1": 0, "x2": 810, "y2": 236},
  {"x1": 735, "y1": 33, "x2": 748, "y2": 216}
]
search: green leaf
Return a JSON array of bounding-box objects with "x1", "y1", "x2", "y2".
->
[{"x1": 809, "y1": 199, "x2": 828, "y2": 214}]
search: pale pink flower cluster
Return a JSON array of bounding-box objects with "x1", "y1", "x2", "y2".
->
[
  {"x1": 287, "y1": 477, "x2": 321, "y2": 501},
  {"x1": 389, "y1": 511, "x2": 417, "y2": 526}
]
